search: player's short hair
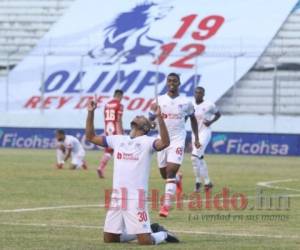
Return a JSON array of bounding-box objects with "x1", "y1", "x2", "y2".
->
[
  {"x1": 56, "y1": 129, "x2": 65, "y2": 135},
  {"x1": 195, "y1": 86, "x2": 205, "y2": 92},
  {"x1": 167, "y1": 72, "x2": 180, "y2": 82},
  {"x1": 114, "y1": 89, "x2": 124, "y2": 97},
  {"x1": 140, "y1": 119, "x2": 151, "y2": 134}
]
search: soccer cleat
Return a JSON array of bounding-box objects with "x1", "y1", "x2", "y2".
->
[
  {"x1": 150, "y1": 223, "x2": 179, "y2": 243},
  {"x1": 159, "y1": 205, "x2": 169, "y2": 217},
  {"x1": 194, "y1": 182, "x2": 202, "y2": 193},
  {"x1": 97, "y1": 168, "x2": 104, "y2": 178},
  {"x1": 204, "y1": 182, "x2": 213, "y2": 192},
  {"x1": 176, "y1": 172, "x2": 183, "y2": 195}
]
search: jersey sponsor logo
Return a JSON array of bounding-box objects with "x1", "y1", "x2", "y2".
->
[
  {"x1": 88, "y1": 2, "x2": 172, "y2": 65},
  {"x1": 162, "y1": 112, "x2": 183, "y2": 120},
  {"x1": 116, "y1": 152, "x2": 139, "y2": 161}
]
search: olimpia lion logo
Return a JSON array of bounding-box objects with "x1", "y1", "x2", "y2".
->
[{"x1": 88, "y1": 2, "x2": 173, "y2": 65}]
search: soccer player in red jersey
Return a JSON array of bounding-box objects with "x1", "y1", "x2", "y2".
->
[{"x1": 97, "y1": 89, "x2": 124, "y2": 178}]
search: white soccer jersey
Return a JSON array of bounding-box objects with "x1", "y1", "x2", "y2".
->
[
  {"x1": 193, "y1": 100, "x2": 218, "y2": 132},
  {"x1": 63, "y1": 135, "x2": 85, "y2": 155},
  {"x1": 105, "y1": 134, "x2": 156, "y2": 198},
  {"x1": 157, "y1": 94, "x2": 194, "y2": 143}
]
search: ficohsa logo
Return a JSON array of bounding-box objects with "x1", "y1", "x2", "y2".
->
[
  {"x1": 212, "y1": 134, "x2": 289, "y2": 156},
  {"x1": 212, "y1": 134, "x2": 227, "y2": 153}
]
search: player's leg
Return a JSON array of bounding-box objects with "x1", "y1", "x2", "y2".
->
[
  {"x1": 122, "y1": 200, "x2": 170, "y2": 245},
  {"x1": 70, "y1": 152, "x2": 86, "y2": 170},
  {"x1": 81, "y1": 151, "x2": 88, "y2": 170},
  {"x1": 160, "y1": 146, "x2": 184, "y2": 217},
  {"x1": 56, "y1": 149, "x2": 64, "y2": 169},
  {"x1": 157, "y1": 150, "x2": 167, "y2": 179},
  {"x1": 97, "y1": 148, "x2": 113, "y2": 178},
  {"x1": 160, "y1": 162, "x2": 180, "y2": 217},
  {"x1": 198, "y1": 130, "x2": 212, "y2": 191},
  {"x1": 136, "y1": 233, "x2": 153, "y2": 245},
  {"x1": 119, "y1": 232, "x2": 168, "y2": 245},
  {"x1": 103, "y1": 199, "x2": 124, "y2": 243},
  {"x1": 191, "y1": 133, "x2": 203, "y2": 192},
  {"x1": 103, "y1": 232, "x2": 120, "y2": 243}
]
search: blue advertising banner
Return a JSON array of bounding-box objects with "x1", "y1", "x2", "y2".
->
[
  {"x1": 1, "y1": 127, "x2": 300, "y2": 156},
  {"x1": 206, "y1": 132, "x2": 300, "y2": 156}
]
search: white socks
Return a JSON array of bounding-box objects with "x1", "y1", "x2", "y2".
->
[
  {"x1": 151, "y1": 231, "x2": 167, "y2": 244},
  {"x1": 192, "y1": 155, "x2": 211, "y2": 184},
  {"x1": 120, "y1": 232, "x2": 167, "y2": 245},
  {"x1": 164, "y1": 179, "x2": 176, "y2": 206},
  {"x1": 191, "y1": 155, "x2": 201, "y2": 183},
  {"x1": 120, "y1": 233, "x2": 136, "y2": 242},
  {"x1": 199, "y1": 158, "x2": 210, "y2": 184}
]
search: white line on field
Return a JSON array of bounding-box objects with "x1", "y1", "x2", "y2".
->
[
  {"x1": 1, "y1": 222, "x2": 299, "y2": 240},
  {"x1": 1, "y1": 195, "x2": 300, "y2": 213},
  {"x1": 1, "y1": 179, "x2": 300, "y2": 213},
  {"x1": 0, "y1": 204, "x2": 103, "y2": 213},
  {"x1": 257, "y1": 179, "x2": 300, "y2": 192}
]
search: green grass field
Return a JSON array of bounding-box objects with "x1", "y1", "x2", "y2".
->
[{"x1": 0, "y1": 149, "x2": 299, "y2": 250}]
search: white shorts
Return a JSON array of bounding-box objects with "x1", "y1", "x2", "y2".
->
[
  {"x1": 104, "y1": 196, "x2": 151, "y2": 235},
  {"x1": 71, "y1": 151, "x2": 85, "y2": 167},
  {"x1": 192, "y1": 128, "x2": 211, "y2": 157},
  {"x1": 157, "y1": 141, "x2": 185, "y2": 168}
]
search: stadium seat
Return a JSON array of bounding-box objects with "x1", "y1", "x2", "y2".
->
[{"x1": 217, "y1": 5, "x2": 300, "y2": 116}]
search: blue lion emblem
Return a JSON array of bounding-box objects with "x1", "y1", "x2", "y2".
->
[{"x1": 88, "y1": 2, "x2": 173, "y2": 65}]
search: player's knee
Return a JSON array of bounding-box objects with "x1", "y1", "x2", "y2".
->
[
  {"x1": 159, "y1": 168, "x2": 167, "y2": 179},
  {"x1": 103, "y1": 233, "x2": 120, "y2": 243}
]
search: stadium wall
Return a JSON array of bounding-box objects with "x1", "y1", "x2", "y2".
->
[{"x1": 0, "y1": 127, "x2": 299, "y2": 156}]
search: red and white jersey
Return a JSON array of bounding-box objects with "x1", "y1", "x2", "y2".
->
[
  {"x1": 105, "y1": 135, "x2": 156, "y2": 198},
  {"x1": 193, "y1": 100, "x2": 218, "y2": 132},
  {"x1": 63, "y1": 135, "x2": 85, "y2": 154},
  {"x1": 157, "y1": 94, "x2": 194, "y2": 143},
  {"x1": 104, "y1": 98, "x2": 123, "y2": 135}
]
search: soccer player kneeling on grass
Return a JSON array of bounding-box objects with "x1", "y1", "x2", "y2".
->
[
  {"x1": 85, "y1": 99, "x2": 179, "y2": 245},
  {"x1": 55, "y1": 129, "x2": 88, "y2": 170}
]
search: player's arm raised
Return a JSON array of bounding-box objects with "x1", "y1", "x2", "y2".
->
[
  {"x1": 153, "y1": 105, "x2": 170, "y2": 151},
  {"x1": 85, "y1": 100, "x2": 107, "y2": 146}
]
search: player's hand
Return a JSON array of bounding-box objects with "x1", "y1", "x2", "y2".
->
[
  {"x1": 150, "y1": 103, "x2": 158, "y2": 112},
  {"x1": 194, "y1": 139, "x2": 201, "y2": 149},
  {"x1": 204, "y1": 120, "x2": 212, "y2": 127},
  {"x1": 155, "y1": 105, "x2": 162, "y2": 117},
  {"x1": 87, "y1": 100, "x2": 97, "y2": 112}
]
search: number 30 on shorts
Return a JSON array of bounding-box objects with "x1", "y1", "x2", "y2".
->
[
  {"x1": 137, "y1": 211, "x2": 148, "y2": 222},
  {"x1": 176, "y1": 147, "x2": 183, "y2": 156}
]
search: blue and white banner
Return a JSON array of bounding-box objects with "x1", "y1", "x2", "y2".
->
[
  {"x1": 1, "y1": 127, "x2": 300, "y2": 156},
  {"x1": 0, "y1": 0, "x2": 298, "y2": 129},
  {"x1": 202, "y1": 132, "x2": 300, "y2": 156}
]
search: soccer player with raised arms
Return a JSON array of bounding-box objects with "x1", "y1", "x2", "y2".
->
[{"x1": 85, "y1": 99, "x2": 179, "y2": 245}]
